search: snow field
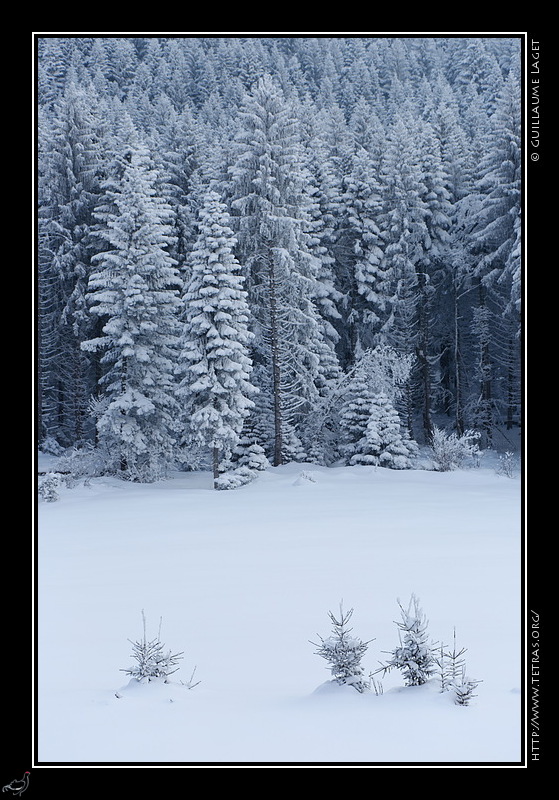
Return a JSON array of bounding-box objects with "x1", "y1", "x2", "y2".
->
[{"x1": 37, "y1": 461, "x2": 522, "y2": 764}]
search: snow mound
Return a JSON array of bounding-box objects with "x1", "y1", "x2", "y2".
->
[
  {"x1": 114, "y1": 677, "x2": 196, "y2": 705},
  {"x1": 293, "y1": 470, "x2": 319, "y2": 486}
]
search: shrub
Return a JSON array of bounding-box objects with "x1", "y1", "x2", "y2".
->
[
  {"x1": 38, "y1": 472, "x2": 61, "y2": 502},
  {"x1": 56, "y1": 442, "x2": 119, "y2": 483},
  {"x1": 496, "y1": 451, "x2": 518, "y2": 478},
  {"x1": 431, "y1": 427, "x2": 480, "y2": 471}
]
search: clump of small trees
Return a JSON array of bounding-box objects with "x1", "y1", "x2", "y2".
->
[
  {"x1": 433, "y1": 627, "x2": 482, "y2": 706},
  {"x1": 311, "y1": 594, "x2": 480, "y2": 707},
  {"x1": 116, "y1": 599, "x2": 479, "y2": 708}
]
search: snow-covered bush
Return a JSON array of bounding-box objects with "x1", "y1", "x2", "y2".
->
[
  {"x1": 38, "y1": 472, "x2": 61, "y2": 502},
  {"x1": 496, "y1": 451, "x2": 518, "y2": 478},
  {"x1": 214, "y1": 465, "x2": 256, "y2": 490},
  {"x1": 40, "y1": 436, "x2": 65, "y2": 456},
  {"x1": 121, "y1": 611, "x2": 196, "y2": 685},
  {"x1": 55, "y1": 442, "x2": 118, "y2": 483},
  {"x1": 379, "y1": 594, "x2": 436, "y2": 686},
  {"x1": 294, "y1": 470, "x2": 318, "y2": 485},
  {"x1": 430, "y1": 426, "x2": 480, "y2": 471},
  {"x1": 312, "y1": 603, "x2": 372, "y2": 693}
]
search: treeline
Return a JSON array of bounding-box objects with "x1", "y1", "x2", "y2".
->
[{"x1": 36, "y1": 36, "x2": 522, "y2": 482}]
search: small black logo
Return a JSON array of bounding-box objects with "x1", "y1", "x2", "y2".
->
[{"x1": 2, "y1": 773, "x2": 30, "y2": 797}]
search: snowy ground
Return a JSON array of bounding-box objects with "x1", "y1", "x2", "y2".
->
[{"x1": 36, "y1": 455, "x2": 523, "y2": 765}]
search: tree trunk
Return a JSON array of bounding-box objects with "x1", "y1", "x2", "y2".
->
[{"x1": 213, "y1": 445, "x2": 220, "y2": 489}]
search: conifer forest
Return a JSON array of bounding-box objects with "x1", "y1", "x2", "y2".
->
[{"x1": 36, "y1": 36, "x2": 522, "y2": 484}]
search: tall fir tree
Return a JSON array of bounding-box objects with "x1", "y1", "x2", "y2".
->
[
  {"x1": 82, "y1": 131, "x2": 182, "y2": 481},
  {"x1": 177, "y1": 191, "x2": 257, "y2": 486},
  {"x1": 228, "y1": 75, "x2": 329, "y2": 465}
]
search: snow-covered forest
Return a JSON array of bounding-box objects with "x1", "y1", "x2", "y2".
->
[
  {"x1": 33, "y1": 35, "x2": 527, "y2": 770},
  {"x1": 37, "y1": 36, "x2": 522, "y2": 483}
]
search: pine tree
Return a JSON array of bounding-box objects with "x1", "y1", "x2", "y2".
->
[
  {"x1": 177, "y1": 190, "x2": 257, "y2": 486},
  {"x1": 82, "y1": 132, "x2": 182, "y2": 481}
]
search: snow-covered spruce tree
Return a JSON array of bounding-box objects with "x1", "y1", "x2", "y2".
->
[
  {"x1": 312, "y1": 603, "x2": 372, "y2": 693},
  {"x1": 380, "y1": 594, "x2": 436, "y2": 686},
  {"x1": 339, "y1": 368, "x2": 376, "y2": 465},
  {"x1": 228, "y1": 75, "x2": 329, "y2": 466},
  {"x1": 177, "y1": 190, "x2": 257, "y2": 488},
  {"x1": 229, "y1": 412, "x2": 271, "y2": 473},
  {"x1": 339, "y1": 347, "x2": 417, "y2": 468},
  {"x1": 364, "y1": 392, "x2": 416, "y2": 469},
  {"x1": 81, "y1": 129, "x2": 182, "y2": 482}
]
